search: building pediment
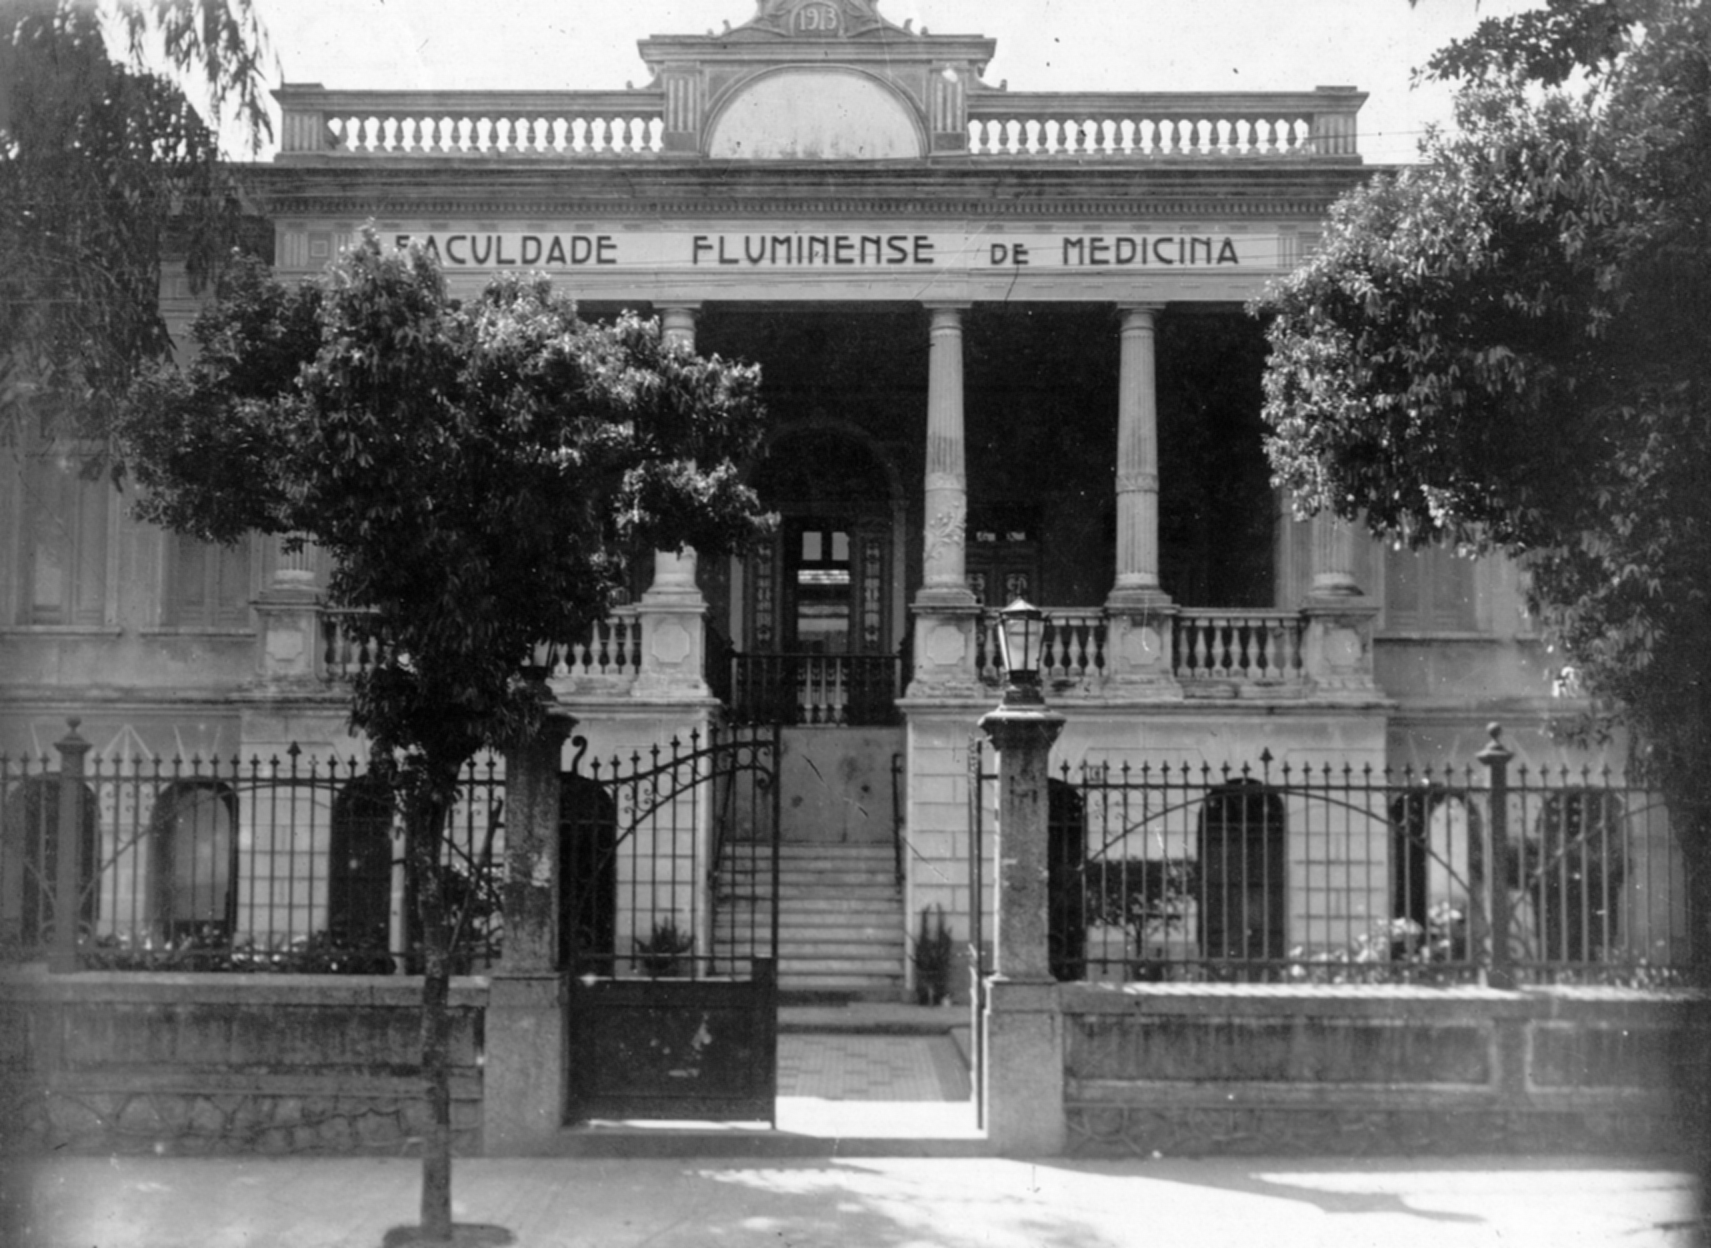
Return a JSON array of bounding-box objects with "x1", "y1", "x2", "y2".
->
[{"x1": 733, "y1": 0, "x2": 904, "y2": 40}]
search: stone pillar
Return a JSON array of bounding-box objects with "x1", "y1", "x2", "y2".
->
[
  {"x1": 1301, "y1": 513, "x2": 1379, "y2": 696},
  {"x1": 908, "y1": 304, "x2": 979, "y2": 697},
  {"x1": 1108, "y1": 306, "x2": 1170, "y2": 611},
  {"x1": 635, "y1": 305, "x2": 711, "y2": 699},
  {"x1": 484, "y1": 711, "x2": 572, "y2": 1154},
  {"x1": 253, "y1": 535, "x2": 321, "y2": 688},
  {"x1": 49, "y1": 720, "x2": 91, "y2": 973},
  {"x1": 978, "y1": 701, "x2": 1067, "y2": 1156}
]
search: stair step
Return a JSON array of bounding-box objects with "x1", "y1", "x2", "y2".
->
[
  {"x1": 780, "y1": 963, "x2": 905, "y2": 978},
  {"x1": 725, "y1": 892, "x2": 900, "y2": 909},
  {"x1": 715, "y1": 835, "x2": 906, "y2": 998},
  {"x1": 718, "y1": 917, "x2": 903, "y2": 931}
]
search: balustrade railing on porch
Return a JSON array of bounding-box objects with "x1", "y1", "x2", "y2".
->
[
  {"x1": 1173, "y1": 609, "x2": 1306, "y2": 689},
  {"x1": 318, "y1": 605, "x2": 641, "y2": 685},
  {"x1": 726, "y1": 651, "x2": 903, "y2": 727}
]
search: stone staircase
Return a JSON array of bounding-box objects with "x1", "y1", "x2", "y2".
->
[{"x1": 714, "y1": 840, "x2": 906, "y2": 1001}]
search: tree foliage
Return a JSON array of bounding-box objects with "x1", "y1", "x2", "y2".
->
[
  {"x1": 0, "y1": 0, "x2": 272, "y2": 448},
  {"x1": 120, "y1": 232, "x2": 770, "y2": 1240},
  {"x1": 1256, "y1": 0, "x2": 1710, "y2": 866},
  {"x1": 125, "y1": 231, "x2": 770, "y2": 781}
]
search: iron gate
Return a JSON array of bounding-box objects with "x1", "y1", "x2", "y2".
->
[{"x1": 561, "y1": 723, "x2": 781, "y2": 1122}]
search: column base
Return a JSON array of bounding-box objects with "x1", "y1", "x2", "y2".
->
[
  {"x1": 1302, "y1": 597, "x2": 1381, "y2": 699},
  {"x1": 1103, "y1": 605, "x2": 1184, "y2": 695},
  {"x1": 633, "y1": 598, "x2": 711, "y2": 700},
  {"x1": 905, "y1": 602, "x2": 983, "y2": 699},
  {"x1": 984, "y1": 976, "x2": 1066, "y2": 1157},
  {"x1": 481, "y1": 974, "x2": 567, "y2": 1156},
  {"x1": 1105, "y1": 584, "x2": 1173, "y2": 612},
  {"x1": 914, "y1": 584, "x2": 978, "y2": 611}
]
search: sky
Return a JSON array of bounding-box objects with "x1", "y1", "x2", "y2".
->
[{"x1": 244, "y1": 0, "x2": 1546, "y2": 165}]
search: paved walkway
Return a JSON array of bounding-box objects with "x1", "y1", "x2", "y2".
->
[
  {"x1": 568, "y1": 1001, "x2": 984, "y2": 1152},
  {"x1": 6, "y1": 1155, "x2": 1696, "y2": 1248}
]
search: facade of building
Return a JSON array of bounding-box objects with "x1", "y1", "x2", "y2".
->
[{"x1": 3, "y1": 0, "x2": 1679, "y2": 1001}]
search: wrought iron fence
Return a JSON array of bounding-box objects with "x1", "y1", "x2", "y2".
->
[
  {"x1": 0, "y1": 725, "x2": 504, "y2": 973},
  {"x1": 1025, "y1": 732, "x2": 1691, "y2": 987}
]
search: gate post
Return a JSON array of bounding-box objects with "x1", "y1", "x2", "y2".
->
[
  {"x1": 1478, "y1": 724, "x2": 1516, "y2": 990},
  {"x1": 484, "y1": 710, "x2": 574, "y2": 1155},
  {"x1": 49, "y1": 719, "x2": 91, "y2": 974},
  {"x1": 979, "y1": 615, "x2": 1067, "y2": 1156}
]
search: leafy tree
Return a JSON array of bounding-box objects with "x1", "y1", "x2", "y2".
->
[
  {"x1": 1257, "y1": 0, "x2": 1710, "y2": 1199},
  {"x1": 121, "y1": 233, "x2": 770, "y2": 1244},
  {"x1": 1256, "y1": 0, "x2": 1709, "y2": 942},
  {"x1": 0, "y1": 0, "x2": 272, "y2": 450}
]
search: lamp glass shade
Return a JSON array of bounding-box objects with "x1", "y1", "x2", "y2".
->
[
  {"x1": 996, "y1": 597, "x2": 1043, "y2": 681},
  {"x1": 527, "y1": 637, "x2": 561, "y2": 675}
]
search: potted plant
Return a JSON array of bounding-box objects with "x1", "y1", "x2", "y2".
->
[
  {"x1": 634, "y1": 918, "x2": 695, "y2": 977},
  {"x1": 912, "y1": 905, "x2": 955, "y2": 1006}
]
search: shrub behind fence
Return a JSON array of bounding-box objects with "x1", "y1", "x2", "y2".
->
[
  {"x1": 1035, "y1": 730, "x2": 1691, "y2": 987},
  {"x1": 0, "y1": 723, "x2": 503, "y2": 973}
]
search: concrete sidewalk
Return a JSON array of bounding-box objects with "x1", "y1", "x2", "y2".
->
[{"x1": 5, "y1": 1154, "x2": 1696, "y2": 1248}]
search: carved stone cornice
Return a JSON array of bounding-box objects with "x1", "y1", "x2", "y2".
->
[{"x1": 237, "y1": 161, "x2": 1373, "y2": 224}]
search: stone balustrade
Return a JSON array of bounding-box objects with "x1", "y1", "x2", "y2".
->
[
  {"x1": 1173, "y1": 608, "x2": 1306, "y2": 689},
  {"x1": 316, "y1": 608, "x2": 384, "y2": 683},
  {"x1": 276, "y1": 87, "x2": 667, "y2": 158},
  {"x1": 965, "y1": 605, "x2": 1334, "y2": 698},
  {"x1": 965, "y1": 88, "x2": 1363, "y2": 159},
  {"x1": 554, "y1": 607, "x2": 644, "y2": 683},
  {"x1": 315, "y1": 606, "x2": 643, "y2": 687},
  {"x1": 273, "y1": 84, "x2": 1363, "y2": 162}
]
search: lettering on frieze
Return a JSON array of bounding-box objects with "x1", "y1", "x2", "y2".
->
[{"x1": 375, "y1": 230, "x2": 1278, "y2": 274}]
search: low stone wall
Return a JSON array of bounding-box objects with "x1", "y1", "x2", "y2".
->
[
  {"x1": 1061, "y1": 984, "x2": 1697, "y2": 1157},
  {"x1": 0, "y1": 969, "x2": 486, "y2": 1156}
]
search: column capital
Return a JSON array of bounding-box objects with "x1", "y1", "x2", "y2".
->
[{"x1": 1116, "y1": 302, "x2": 1165, "y2": 318}]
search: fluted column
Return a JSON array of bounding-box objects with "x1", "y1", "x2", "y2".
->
[
  {"x1": 1302, "y1": 512, "x2": 1378, "y2": 697},
  {"x1": 648, "y1": 305, "x2": 702, "y2": 600},
  {"x1": 1108, "y1": 305, "x2": 1170, "y2": 610},
  {"x1": 635, "y1": 304, "x2": 710, "y2": 699},
  {"x1": 905, "y1": 304, "x2": 979, "y2": 698},
  {"x1": 1309, "y1": 512, "x2": 1361, "y2": 598},
  {"x1": 917, "y1": 304, "x2": 975, "y2": 609},
  {"x1": 271, "y1": 536, "x2": 318, "y2": 591}
]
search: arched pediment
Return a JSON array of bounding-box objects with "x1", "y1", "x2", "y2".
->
[{"x1": 706, "y1": 68, "x2": 924, "y2": 160}]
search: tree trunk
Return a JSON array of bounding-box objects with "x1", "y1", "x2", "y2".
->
[{"x1": 408, "y1": 777, "x2": 458, "y2": 1245}]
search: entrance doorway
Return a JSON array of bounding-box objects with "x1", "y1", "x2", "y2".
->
[{"x1": 732, "y1": 425, "x2": 904, "y2": 728}]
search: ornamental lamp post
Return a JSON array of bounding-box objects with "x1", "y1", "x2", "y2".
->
[
  {"x1": 524, "y1": 637, "x2": 562, "y2": 684},
  {"x1": 995, "y1": 597, "x2": 1046, "y2": 706},
  {"x1": 977, "y1": 596, "x2": 1068, "y2": 1155}
]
